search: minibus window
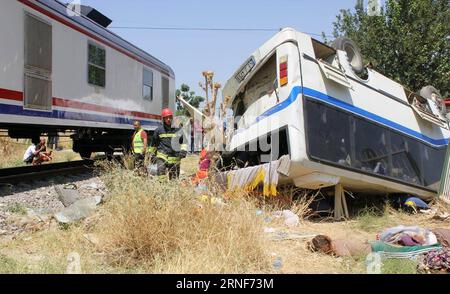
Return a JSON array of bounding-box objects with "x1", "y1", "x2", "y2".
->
[
  {"x1": 242, "y1": 54, "x2": 276, "y2": 109},
  {"x1": 423, "y1": 146, "x2": 446, "y2": 189},
  {"x1": 390, "y1": 132, "x2": 423, "y2": 185},
  {"x1": 352, "y1": 117, "x2": 390, "y2": 176},
  {"x1": 304, "y1": 98, "x2": 447, "y2": 190},
  {"x1": 305, "y1": 100, "x2": 351, "y2": 164}
]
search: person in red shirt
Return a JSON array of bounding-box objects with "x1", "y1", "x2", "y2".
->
[{"x1": 192, "y1": 148, "x2": 211, "y2": 185}]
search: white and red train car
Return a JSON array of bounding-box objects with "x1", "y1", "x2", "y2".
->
[{"x1": 0, "y1": 0, "x2": 175, "y2": 158}]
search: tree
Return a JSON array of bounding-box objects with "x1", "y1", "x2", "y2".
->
[
  {"x1": 175, "y1": 84, "x2": 205, "y2": 117},
  {"x1": 330, "y1": 0, "x2": 449, "y2": 96}
]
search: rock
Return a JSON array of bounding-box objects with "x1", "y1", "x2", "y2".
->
[
  {"x1": 272, "y1": 257, "x2": 283, "y2": 270},
  {"x1": 83, "y1": 183, "x2": 99, "y2": 190},
  {"x1": 54, "y1": 196, "x2": 102, "y2": 224},
  {"x1": 26, "y1": 208, "x2": 51, "y2": 222},
  {"x1": 282, "y1": 210, "x2": 300, "y2": 227},
  {"x1": 55, "y1": 186, "x2": 80, "y2": 207}
]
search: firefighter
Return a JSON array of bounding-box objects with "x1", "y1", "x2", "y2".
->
[
  {"x1": 148, "y1": 108, "x2": 188, "y2": 179},
  {"x1": 131, "y1": 120, "x2": 148, "y2": 174}
]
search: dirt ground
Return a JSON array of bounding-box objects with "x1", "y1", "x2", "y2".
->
[{"x1": 0, "y1": 155, "x2": 449, "y2": 274}]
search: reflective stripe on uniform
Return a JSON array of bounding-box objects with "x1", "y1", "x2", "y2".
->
[
  {"x1": 159, "y1": 133, "x2": 177, "y2": 138},
  {"x1": 156, "y1": 152, "x2": 181, "y2": 164},
  {"x1": 148, "y1": 146, "x2": 156, "y2": 155}
]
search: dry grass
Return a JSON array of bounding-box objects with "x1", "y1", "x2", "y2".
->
[
  {"x1": 97, "y1": 164, "x2": 269, "y2": 273},
  {"x1": 0, "y1": 137, "x2": 28, "y2": 168},
  {"x1": 0, "y1": 155, "x2": 448, "y2": 274}
]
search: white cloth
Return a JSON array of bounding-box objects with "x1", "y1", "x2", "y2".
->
[
  {"x1": 226, "y1": 159, "x2": 280, "y2": 196},
  {"x1": 23, "y1": 144, "x2": 36, "y2": 161}
]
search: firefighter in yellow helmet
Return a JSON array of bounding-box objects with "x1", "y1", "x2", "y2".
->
[{"x1": 148, "y1": 108, "x2": 188, "y2": 179}]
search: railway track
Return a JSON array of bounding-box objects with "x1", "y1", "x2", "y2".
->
[{"x1": 0, "y1": 160, "x2": 96, "y2": 184}]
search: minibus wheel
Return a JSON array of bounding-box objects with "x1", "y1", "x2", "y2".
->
[{"x1": 332, "y1": 37, "x2": 364, "y2": 74}]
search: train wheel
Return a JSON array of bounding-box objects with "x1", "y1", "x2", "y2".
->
[
  {"x1": 105, "y1": 149, "x2": 114, "y2": 161},
  {"x1": 79, "y1": 150, "x2": 92, "y2": 159}
]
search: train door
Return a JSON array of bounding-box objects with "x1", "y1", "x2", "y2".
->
[{"x1": 23, "y1": 13, "x2": 52, "y2": 111}]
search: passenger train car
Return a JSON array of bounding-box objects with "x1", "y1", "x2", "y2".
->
[
  {"x1": 222, "y1": 28, "x2": 450, "y2": 199},
  {"x1": 0, "y1": 0, "x2": 175, "y2": 158}
]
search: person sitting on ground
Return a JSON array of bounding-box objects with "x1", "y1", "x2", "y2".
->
[
  {"x1": 23, "y1": 137, "x2": 52, "y2": 165},
  {"x1": 192, "y1": 148, "x2": 211, "y2": 185},
  {"x1": 307, "y1": 235, "x2": 372, "y2": 257}
]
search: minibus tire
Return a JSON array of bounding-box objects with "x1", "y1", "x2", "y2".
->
[
  {"x1": 419, "y1": 85, "x2": 447, "y2": 115},
  {"x1": 332, "y1": 37, "x2": 364, "y2": 74}
]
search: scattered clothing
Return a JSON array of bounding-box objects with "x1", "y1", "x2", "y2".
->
[
  {"x1": 404, "y1": 197, "x2": 429, "y2": 211},
  {"x1": 379, "y1": 226, "x2": 438, "y2": 247},
  {"x1": 370, "y1": 241, "x2": 442, "y2": 259},
  {"x1": 418, "y1": 248, "x2": 450, "y2": 272},
  {"x1": 226, "y1": 159, "x2": 280, "y2": 197},
  {"x1": 432, "y1": 228, "x2": 450, "y2": 248}
]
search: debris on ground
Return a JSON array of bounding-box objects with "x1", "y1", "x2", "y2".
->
[
  {"x1": 432, "y1": 212, "x2": 450, "y2": 221},
  {"x1": 55, "y1": 185, "x2": 80, "y2": 207},
  {"x1": 54, "y1": 196, "x2": 102, "y2": 224},
  {"x1": 83, "y1": 233, "x2": 100, "y2": 246},
  {"x1": 263, "y1": 227, "x2": 276, "y2": 233},
  {"x1": 273, "y1": 210, "x2": 300, "y2": 227},
  {"x1": 269, "y1": 231, "x2": 318, "y2": 242},
  {"x1": 0, "y1": 175, "x2": 105, "y2": 234},
  {"x1": 417, "y1": 248, "x2": 450, "y2": 273},
  {"x1": 403, "y1": 197, "x2": 430, "y2": 212},
  {"x1": 272, "y1": 257, "x2": 283, "y2": 270},
  {"x1": 432, "y1": 228, "x2": 450, "y2": 248},
  {"x1": 378, "y1": 226, "x2": 438, "y2": 246}
]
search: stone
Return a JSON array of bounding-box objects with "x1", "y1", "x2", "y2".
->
[
  {"x1": 54, "y1": 196, "x2": 102, "y2": 224},
  {"x1": 55, "y1": 186, "x2": 80, "y2": 207}
]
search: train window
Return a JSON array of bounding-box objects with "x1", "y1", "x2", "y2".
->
[
  {"x1": 143, "y1": 69, "x2": 153, "y2": 101},
  {"x1": 161, "y1": 77, "x2": 169, "y2": 108},
  {"x1": 88, "y1": 43, "x2": 106, "y2": 87},
  {"x1": 305, "y1": 99, "x2": 351, "y2": 165},
  {"x1": 25, "y1": 14, "x2": 52, "y2": 72}
]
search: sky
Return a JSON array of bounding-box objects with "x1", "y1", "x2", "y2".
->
[{"x1": 78, "y1": 0, "x2": 363, "y2": 97}]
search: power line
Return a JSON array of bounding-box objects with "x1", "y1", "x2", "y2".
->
[{"x1": 109, "y1": 26, "x2": 332, "y2": 38}]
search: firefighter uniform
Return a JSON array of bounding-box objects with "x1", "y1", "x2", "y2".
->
[{"x1": 149, "y1": 109, "x2": 188, "y2": 179}]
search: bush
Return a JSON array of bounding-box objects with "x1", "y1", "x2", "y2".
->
[{"x1": 99, "y1": 166, "x2": 269, "y2": 273}]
